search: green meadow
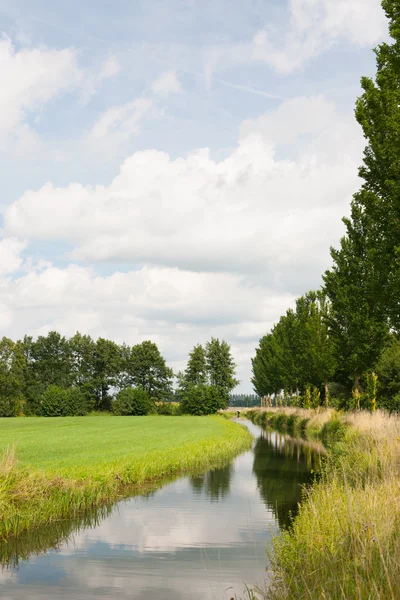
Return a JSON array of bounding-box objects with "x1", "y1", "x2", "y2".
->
[{"x1": 0, "y1": 415, "x2": 252, "y2": 539}]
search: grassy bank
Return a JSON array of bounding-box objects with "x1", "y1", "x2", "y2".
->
[
  {"x1": 244, "y1": 408, "x2": 400, "y2": 599},
  {"x1": 0, "y1": 415, "x2": 252, "y2": 540}
]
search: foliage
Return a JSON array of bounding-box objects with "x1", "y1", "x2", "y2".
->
[
  {"x1": 128, "y1": 341, "x2": 173, "y2": 401},
  {"x1": 180, "y1": 383, "x2": 226, "y2": 415},
  {"x1": 252, "y1": 292, "x2": 335, "y2": 405},
  {"x1": 112, "y1": 387, "x2": 153, "y2": 416},
  {"x1": 40, "y1": 385, "x2": 93, "y2": 417},
  {"x1": 205, "y1": 338, "x2": 239, "y2": 406}
]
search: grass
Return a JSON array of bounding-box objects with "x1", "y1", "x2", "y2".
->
[
  {"x1": 244, "y1": 408, "x2": 400, "y2": 599},
  {"x1": 0, "y1": 415, "x2": 252, "y2": 540}
]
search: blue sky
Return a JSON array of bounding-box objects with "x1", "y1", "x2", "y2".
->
[{"x1": 0, "y1": 0, "x2": 389, "y2": 390}]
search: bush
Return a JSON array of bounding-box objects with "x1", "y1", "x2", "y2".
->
[
  {"x1": 155, "y1": 402, "x2": 181, "y2": 416},
  {"x1": 41, "y1": 386, "x2": 69, "y2": 416},
  {"x1": 0, "y1": 396, "x2": 20, "y2": 417},
  {"x1": 180, "y1": 384, "x2": 225, "y2": 415},
  {"x1": 112, "y1": 387, "x2": 152, "y2": 416},
  {"x1": 41, "y1": 385, "x2": 93, "y2": 416}
]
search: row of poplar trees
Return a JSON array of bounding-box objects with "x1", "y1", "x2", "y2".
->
[{"x1": 252, "y1": 0, "x2": 400, "y2": 411}]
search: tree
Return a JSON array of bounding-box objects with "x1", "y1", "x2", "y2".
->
[
  {"x1": 184, "y1": 345, "x2": 208, "y2": 386},
  {"x1": 30, "y1": 331, "x2": 73, "y2": 390},
  {"x1": 0, "y1": 337, "x2": 23, "y2": 416},
  {"x1": 180, "y1": 383, "x2": 223, "y2": 415},
  {"x1": 92, "y1": 338, "x2": 122, "y2": 411},
  {"x1": 69, "y1": 332, "x2": 96, "y2": 402},
  {"x1": 350, "y1": 0, "x2": 400, "y2": 331},
  {"x1": 128, "y1": 341, "x2": 173, "y2": 400},
  {"x1": 205, "y1": 338, "x2": 239, "y2": 407},
  {"x1": 323, "y1": 208, "x2": 389, "y2": 401}
]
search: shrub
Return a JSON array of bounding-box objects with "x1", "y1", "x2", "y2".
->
[
  {"x1": 41, "y1": 385, "x2": 69, "y2": 416},
  {"x1": 66, "y1": 387, "x2": 94, "y2": 416},
  {"x1": 0, "y1": 396, "x2": 19, "y2": 417},
  {"x1": 112, "y1": 387, "x2": 152, "y2": 416},
  {"x1": 155, "y1": 402, "x2": 181, "y2": 416},
  {"x1": 41, "y1": 385, "x2": 94, "y2": 416},
  {"x1": 180, "y1": 384, "x2": 225, "y2": 415}
]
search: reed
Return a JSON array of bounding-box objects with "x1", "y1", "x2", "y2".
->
[{"x1": 246, "y1": 408, "x2": 400, "y2": 599}]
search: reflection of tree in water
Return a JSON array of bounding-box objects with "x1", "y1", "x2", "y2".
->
[
  {"x1": 190, "y1": 463, "x2": 233, "y2": 501},
  {"x1": 252, "y1": 431, "x2": 321, "y2": 530},
  {"x1": 0, "y1": 505, "x2": 113, "y2": 570}
]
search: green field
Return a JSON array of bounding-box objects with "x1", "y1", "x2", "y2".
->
[
  {"x1": 0, "y1": 415, "x2": 250, "y2": 478},
  {"x1": 0, "y1": 415, "x2": 252, "y2": 539}
]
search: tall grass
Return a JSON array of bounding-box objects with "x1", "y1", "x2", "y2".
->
[
  {"x1": 247, "y1": 408, "x2": 400, "y2": 599},
  {"x1": 0, "y1": 416, "x2": 252, "y2": 541}
]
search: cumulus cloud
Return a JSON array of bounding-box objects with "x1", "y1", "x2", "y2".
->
[
  {"x1": 5, "y1": 95, "x2": 363, "y2": 293},
  {"x1": 0, "y1": 38, "x2": 82, "y2": 139},
  {"x1": 151, "y1": 70, "x2": 182, "y2": 96}
]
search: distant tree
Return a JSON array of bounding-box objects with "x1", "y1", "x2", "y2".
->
[
  {"x1": 69, "y1": 332, "x2": 96, "y2": 403},
  {"x1": 92, "y1": 338, "x2": 122, "y2": 411},
  {"x1": 184, "y1": 345, "x2": 208, "y2": 386},
  {"x1": 31, "y1": 331, "x2": 73, "y2": 389},
  {"x1": 205, "y1": 338, "x2": 239, "y2": 408},
  {"x1": 0, "y1": 337, "x2": 23, "y2": 417},
  {"x1": 128, "y1": 341, "x2": 173, "y2": 400}
]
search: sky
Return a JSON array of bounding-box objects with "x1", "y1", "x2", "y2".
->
[{"x1": 0, "y1": 0, "x2": 389, "y2": 392}]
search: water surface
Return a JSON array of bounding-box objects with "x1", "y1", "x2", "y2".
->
[{"x1": 0, "y1": 422, "x2": 322, "y2": 599}]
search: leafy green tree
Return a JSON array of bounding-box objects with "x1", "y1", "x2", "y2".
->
[
  {"x1": 184, "y1": 344, "x2": 208, "y2": 385},
  {"x1": 323, "y1": 210, "x2": 389, "y2": 401},
  {"x1": 92, "y1": 338, "x2": 122, "y2": 411},
  {"x1": 69, "y1": 332, "x2": 97, "y2": 407},
  {"x1": 31, "y1": 331, "x2": 73, "y2": 390},
  {"x1": 0, "y1": 337, "x2": 23, "y2": 416},
  {"x1": 351, "y1": 0, "x2": 400, "y2": 331},
  {"x1": 205, "y1": 338, "x2": 239, "y2": 407},
  {"x1": 128, "y1": 341, "x2": 173, "y2": 400}
]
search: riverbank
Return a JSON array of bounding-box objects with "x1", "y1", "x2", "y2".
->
[
  {"x1": 243, "y1": 407, "x2": 400, "y2": 599},
  {"x1": 0, "y1": 415, "x2": 252, "y2": 540}
]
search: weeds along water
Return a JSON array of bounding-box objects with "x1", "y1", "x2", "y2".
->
[
  {"x1": 0, "y1": 416, "x2": 252, "y2": 541},
  {"x1": 243, "y1": 408, "x2": 400, "y2": 599}
]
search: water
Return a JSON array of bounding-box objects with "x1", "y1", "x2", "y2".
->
[{"x1": 0, "y1": 422, "x2": 322, "y2": 599}]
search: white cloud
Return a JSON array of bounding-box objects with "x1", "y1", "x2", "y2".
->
[
  {"x1": 151, "y1": 70, "x2": 182, "y2": 97},
  {"x1": 0, "y1": 38, "x2": 82, "y2": 138},
  {"x1": 206, "y1": 0, "x2": 387, "y2": 76},
  {"x1": 86, "y1": 97, "x2": 154, "y2": 156},
  {"x1": 5, "y1": 95, "x2": 362, "y2": 292},
  {"x1": 81, "y1": 56, "x2": 121, "y2": 104},
  {"x1": 252, "y1": 0, "x2": 387, "y2": 73},
  {"x1": 0, "y1": 237, "x2": 26, "y2": 276}
]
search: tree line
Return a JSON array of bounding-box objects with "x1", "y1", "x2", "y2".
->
[
  {"x1": 0, "y1": 332, "x2": 238, "y2": 417},
  {"x1": 252, "y1": 0, "x2": 400, "y2": 412}
]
